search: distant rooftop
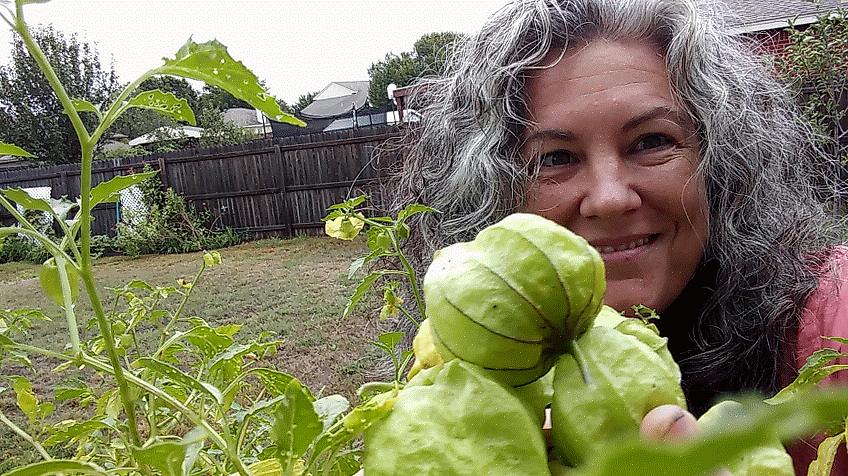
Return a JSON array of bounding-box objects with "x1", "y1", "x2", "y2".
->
[
  {"x1": 722, "y1": 0, "x2": 845, "y2": 33},
  {"x1": 300, "y1": 81, "x2": 370, "y2": 119}
]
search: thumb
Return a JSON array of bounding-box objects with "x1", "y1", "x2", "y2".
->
[{"x1": 639, "y1": 404, "x2": 699, "y2": 441}]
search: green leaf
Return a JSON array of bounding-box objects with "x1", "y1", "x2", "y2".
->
[
  {"x1": 70, "y1": 98, "x2": 103, "y2": 120},
  {"x1": 136, "y1": 357, "x2": 224, "y2": 405},
  {"x1": 397, "y1": 203, "x2": 438, "y2": 222},
  {"x1": 133, "y1": 427, "x2": 207, "y2": 476},
  {"x1": 765, "y1": 348, "x2": 848, "y2": 404},
  {"x1": 343, "y1": 272, "x2": 381, "y2": 319},
  {"x1": 347, "y1": 256, "x2": 366, "y2": 279},
  {"x1": 314, "y1": 394, "x2": 350, "y2": 431},
  {"x1": 126, "y1": 89, "x2": 196, "y2": 125},
  {"x1": 0, "y1": 142, "x2": 35, "y2": 158},
  {"x1": 90, "y1": 170, "x2": 158, "y2": 206},
  {"x1": 826, "y1": 336, "x2": 848, "y2": 345},
  {"x1": 808, "y1": 432, "x2": 845, "y2": 476},
  {"x1": 249, "y1": 368, "x2": 302, "y2": 398},
  {"x1": 272, "y1": 379, "x2": 323, "y2": 463},
  {"x1": 326, "y1": 195, "x2": 367, "y2": 212},
  {"x1": 10, "y1": 376, "x2": 38, "y2": 424},
  {"x1": 2, "y1": 188, "x2": 52, "y2": 213},
  {"x1": 2, "y1": 460, "x2": 109, "y2": 476},
  {"x1": 377, "y1": 331, "x2": 404, "y2": 352},
  {"x1": 159, "y1": 38, "x2": 304, "y2": 126},
  {"x1": 43, "y1": 420, "x2": 113, "y2": 447}
]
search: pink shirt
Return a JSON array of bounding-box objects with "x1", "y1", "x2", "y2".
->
[{"x1": 784, "y1": 247, "x2": 848, "y2": 475}]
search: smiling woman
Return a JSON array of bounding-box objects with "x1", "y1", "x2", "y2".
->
[{"x1": 386, "y1": 0, "x2": 847, "y2": 473}]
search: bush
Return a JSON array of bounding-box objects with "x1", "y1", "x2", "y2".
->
[
  {"x1": 0, "y1": 235, "x2": 51, "y2": 264},
  {"x1": 112, "y1": 169, "x2": 243, "y2": 257}
]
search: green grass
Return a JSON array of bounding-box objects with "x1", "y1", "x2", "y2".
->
[{"x1": 0, "y1": 235, "x2": 386, "y2": 469}]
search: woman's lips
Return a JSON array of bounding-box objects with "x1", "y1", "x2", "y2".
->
[{"x1": 589, "y1": 234, "x2": 657, "y2": 261}]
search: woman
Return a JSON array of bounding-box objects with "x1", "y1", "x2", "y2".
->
[{"x1": 387, "y1": 0, "x2": 847, "y2": 472}]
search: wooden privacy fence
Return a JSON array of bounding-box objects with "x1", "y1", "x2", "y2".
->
[{"x1": 0, "y1": 125, "x2": 403, "y2": 237}]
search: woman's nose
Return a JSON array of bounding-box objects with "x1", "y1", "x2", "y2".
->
[{"x1": 578, "y1": 158, "x2": 641, "y2": 219}]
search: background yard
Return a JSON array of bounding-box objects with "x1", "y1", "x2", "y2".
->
[{"x1": 0, "y1": 236, "x2": 381, "y2": 469}]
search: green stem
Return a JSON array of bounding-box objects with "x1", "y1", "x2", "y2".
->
[
  {"x1": 11, "y1": 343, "x2": 253, "y2": 476},
  {"x1": 90, "y1": 67, "x2": 163, "y2": 146},
  {"x1": 156, "y1": 262, "x2": 205, "y2": 355},
  {"x1": 568, "y1": 340, "x2": 593, "y2": 386},
  {"x1": 0, "y1": 226, "x2": 77, "y2": 269},
  {"x1": 54, "y1": 255, "x2": 80, "y2": 352},
  {"x1": 390, "y1": 233, "x2": 424, "y2": 323},
  {"x1": 0, "y1": 408, "x2": 51, "y2": 461}
]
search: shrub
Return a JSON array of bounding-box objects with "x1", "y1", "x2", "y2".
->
[{"x1": 112, "y1": 169, "x2": 242, "y2": 257}]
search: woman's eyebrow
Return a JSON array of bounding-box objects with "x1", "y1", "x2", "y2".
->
[
  {"x1": 622, "y1": 106, "x2": 690, "y2": 131},
  {"x1": 524, "y1": 128, "x2": 575, "y2": 145}
]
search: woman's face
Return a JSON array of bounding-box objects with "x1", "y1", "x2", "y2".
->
[{"x1": 522, "y1": 39, "x2": 709, "y2": 314}]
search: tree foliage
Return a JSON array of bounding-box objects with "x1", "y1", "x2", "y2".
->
[
  {"x1": 367, "y1": 31, "x2": 466, "y2": 107},
  {"x1": 777, "y1": 7, "x2": 848, "y2": 163},
  {"x1": 292, "y1": 90, "x2": 318, "y2": 115},
  {"x1": 197, "y1": 106, "x2": 256, "y2": 147},
  {"x1": 0, "y1": 25, "x2": 121, "y2": 164}
]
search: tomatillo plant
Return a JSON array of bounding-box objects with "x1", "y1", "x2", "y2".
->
[{"x1": 0, "y1": 2, "x2": 393, "y2": 475}]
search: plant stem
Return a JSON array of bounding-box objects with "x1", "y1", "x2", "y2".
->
[
  {"x1": 54, "y1": 255, "x2": 80, "y2": 352},
  {"x1": 390, "y1": 233, "x2": 424, "y2": 323},
  {"x1": 11, "y1": 344, "x2": 253, "y2": 476},
  {"x1": 156, "y1": 262, "x2": 205, "y2": 355},
  {"x1": 0, "y1": 226, "x2": 77, "y2": 268},
  {"x1": 0, "y1": 408, "x2": 52, "y2": 461}
]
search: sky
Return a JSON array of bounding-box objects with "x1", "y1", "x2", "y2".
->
[{"x1": 0, "y1": 0, "x2": 510, "y2": 104}]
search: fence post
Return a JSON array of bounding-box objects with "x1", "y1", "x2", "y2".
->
[
  {"x1": 157, "y1": 156, "x2": 169, "y2": 189},
  {"x1": 274, "y1": 144, "x2": 294, "y2": 238}
]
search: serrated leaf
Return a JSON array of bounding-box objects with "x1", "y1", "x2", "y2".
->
[
  {"x1": 808, "y1": 432, "x2": 845, "y2": 476},
  {"x1": 343, "y1": 272, "x2": 381, "y2": 319},
  {"x1": 249, "y1": 368, "x2": 301, "y2": 398},
  {"x1": 826, "y1": 336, "x2": 848, "y2": 345},
  {"x1": 70, "y1": 98, "x2": 103, "y2": 120},
  {"x1": 397, "y1": 203, "x2": 438, "y2": 222},
  {"x1": 765, "y1": 348, "x2": 848, "y2": 404},
  {"x1": 272, "y1": 379, "x2": 323, "y2": 462},
  {"x1": 10, "y1": 376, "x2": 38, "y2": 424},
  {"x1": 347, "y1": 256, "x2": 366, "y2": 279},
  {"x1": 2, "y1": 460, "x2": 109, "y2": 476},
  {"x1": 314, "y1": 394, "x2": 350, "y2": 431},
  {"x1": 159, "y1": 38, "x2": 304, "y2": 126},
  {"x1": 0, "y1": 142, "x2": 35, "y2": 158},
  {"x1": 90, "y1": 170, "x2": 158, "y2": 206},
  {"x1": 43, "y1": 420, "x2": 112, "y2": 447},
  {"x1": 133, "y1": 427, "x2": 207, "y2": 476},
  {"x1": 2, "y1": 188, "x2": 52, "y2": 213},
  {"x1": 127, "y1": 89, "x2": 196, "y2": 125},
  {"x1": 136, "y1": 357, "x2": 223, "y2": 405}
]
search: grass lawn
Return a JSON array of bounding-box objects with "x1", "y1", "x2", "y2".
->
[{"x1": 0, "y1": 235, "x2": 384, "y2": 469}]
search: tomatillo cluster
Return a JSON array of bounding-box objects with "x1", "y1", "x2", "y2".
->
[{"x1": 364, "y1": 213, "x2": 792, "y2": 475}]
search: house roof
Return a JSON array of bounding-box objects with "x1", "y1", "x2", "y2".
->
[
  {"x1": 222, "y1": 107, "x2": 270, "y2": 127},
  {"x1": 128, "y1": 125, "x2": 204, "y2": 146},
  {"x1": 722, "y1": 0, "x2": 844, "y2": 33},
  {"x1": 300, "y1": 81, "x2": 370, "y2": 119}
]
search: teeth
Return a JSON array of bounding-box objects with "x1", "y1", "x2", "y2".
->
[{"x1": 597, "y1": 237, "x2": 650, "y2": 254}]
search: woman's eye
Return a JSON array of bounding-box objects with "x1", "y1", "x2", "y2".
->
[
  {"x1": 633, "y1": 134, "x2": 673, "y2": 152},
  {"x1": 538, "y1": 150, "x2": 577, "y2": 167}
]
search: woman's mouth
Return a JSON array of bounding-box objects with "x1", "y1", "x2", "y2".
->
[{"x1": 590, "y1": 234, "x2": 658, "y2": 259}]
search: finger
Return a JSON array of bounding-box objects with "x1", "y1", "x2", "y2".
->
[{"x1": 639, "y1": 404, "x2": 699, "y2": 441}]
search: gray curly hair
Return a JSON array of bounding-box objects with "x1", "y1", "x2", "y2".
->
[{"x1": 384, "y1": 0, "x2": 843, "y2": 413}]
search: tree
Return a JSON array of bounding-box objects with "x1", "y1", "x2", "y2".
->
[
  {"x1": 0, "y1": 25, "x2": 121, "y2": 164},
  {"x1": 197, "y1": 106, "x2": 255, "y2": 147},
  {"x1": 199, "y1": 84, "x2": 251, "y2": 112},
  {"x1": 367, "y1": 31, "x2": 466, "y2": 107},
  {"x1": 777, "y1": 10, "x2": 848, "y2": 165},
  {"x1": 292, "y1": 90, "x2": 318, "y2": 115}
]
